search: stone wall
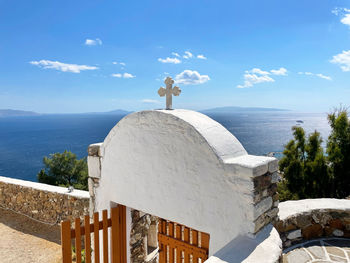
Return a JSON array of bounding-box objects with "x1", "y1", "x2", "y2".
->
[
  {"x1": 130, "y1": 210, "x2": 158, "y2": 263},
  {"x1": 253, "y1": 171, "x2": 280, "y2": 233},
  {"x1": 275, "y1": 199, "x2": 350, "y2": 248},
  {"x1": 0, "y1": 176, "x2": 90, "y2": 225}
]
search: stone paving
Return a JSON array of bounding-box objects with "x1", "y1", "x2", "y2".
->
[
  {"x1": 282, "y1": 238, "x2": 350, "y2": 263},
  {"x1": 0, "y1": 207, "x2": 61, "y2": 263}
]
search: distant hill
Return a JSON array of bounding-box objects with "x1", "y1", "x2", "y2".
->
[
  {"x1": 0, "y1": 109, "x2": 40, "y2": 117},
  {"x1": 0, "y1": 107, "x2": 288, "y2": 117},
  {"x1": 86, "y1": 109, "x2": 132, "y2": 115},
  {"x1": 0, "y1": 109, "x2": 131, "y2": 116},
  {"x1": 105, "y1": 109, "x2": 132, "y2": 115},
  {"x1": 201, "y1": 106, "x2": 289, "y2": 113}
]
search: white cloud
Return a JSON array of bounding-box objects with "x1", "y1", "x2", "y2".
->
[
  {"x1": 237, "y1": 67, "x2": 287, "y2": 88},
  {"x1": 29, "y1": 60, "x2": 98, "y2": 73},
  {"x1": 183, "y1": 51, "x2": 193, "y2": 59},
  {"x1": 111, "y1": 73, "x2": 135, "y2": 78},
  {"x1": 298, "y1": 71, "x2": 332, "y2": 80},
  {"x1": 161, "y1": 51, "x2": 207, "y2": 61},
  {"x1": 111, "y1": 73, "x2": 122, "y2": 78},
  {"x1": 85, "y1": 38, "x2": 102, "y2": 46},
  {"x1": 186, "y1": 51, "x2": 193, "y2": 57},
  {"x1": 316, "y1": 73, "x2": 332, "y2": 80},
  {"x1": 175, "y1": 70, "x2": 210, "y2": 85},
  {"x1": 330, "y1": 50, "x2": 350, "y2": 71},
  {"x1": 246, "y1": 67, "x2": 287, "y2": 76},
  {"x1": 158, "y1": 57, "x2": 181, "y2": 64},
  {"x1": 341, "y1": 14, "x2": 350, "y2": 27},
  {"x1": 112, "y1": 61, "x2": 126, "y2": 66},
  {"x1": 237, "y1": 74, "x2": 274, "y2": 88},
  {"x1": 332, "y1": 7, "x2": 350, "y2": 27},
  {"x1": 123, "y1": 73, "x2": 135, "y2": 78},
  {"x1": 249, "y1": 68, "x2": 270, "y2": 75},
  {"x1": 142, "y1": 99, "x2": 160, "y2": 104},
  {"x1": 332, "y1": 8, "x2": 340, "y2": 16},
  {"x1": 270, "y1": 67, "x2": 288, "y2": 76}
]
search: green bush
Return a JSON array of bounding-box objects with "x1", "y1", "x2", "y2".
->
[
  {"x1": 37, "y1": 150, "x2": 88, "y2": 190},
  {"x1": 327, "y1": 109, "x2": 350, "y2": 198},
  {"x1": 278, "y1": 108, "x2": 350, "y2": 201}
]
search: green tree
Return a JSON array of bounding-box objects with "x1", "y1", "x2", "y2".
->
[
  {"x1": 304, "y1": 131, "x2": 329, "y2": 197},
  {"x1": 327, "y1": 108, "x2": 350, "y2": 198},
  {"x1": 279, "y1": 126, "x2": 329, "y2": 200},
  {"x1": 37, "y1": 150, "x2": 88, "y2": 190},
  {"x1": 279, "y1": 127, "x2": 306, "y2": 199}
]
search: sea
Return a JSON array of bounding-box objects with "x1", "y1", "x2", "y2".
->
[{"x1": 0, "y1": 112, "x2": 331, "y2": 182}]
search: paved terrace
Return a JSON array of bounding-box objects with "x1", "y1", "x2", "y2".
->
[
  {"x1": 0, "y1": 176, "x2": 89, "y2": 263},
  {"x1": 282, "y1": 238, "x2": 350, "y2": 263},
  {"x1": 0, "y1": 207, "x2": 61, "y2": 263},
  {"x1": 278, "y1": 199, "x2": 350, "y2": 263}
]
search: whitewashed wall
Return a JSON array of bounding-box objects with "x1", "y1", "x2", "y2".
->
[{"x1": 88, "y1": 109, "x2": 279, "y2": 259}]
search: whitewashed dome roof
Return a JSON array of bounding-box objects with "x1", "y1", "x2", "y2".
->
[{"x1": 103, "y1": 109, "x2": 247, "y2": 162}]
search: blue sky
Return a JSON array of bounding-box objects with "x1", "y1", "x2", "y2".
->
[{"x1": 0, "y1": 0, "x2": 350, "y2": 113}]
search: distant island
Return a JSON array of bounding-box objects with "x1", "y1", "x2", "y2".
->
[
  {"x1": 201, "y1": 106, "x2": 289, "y2": 113},
  {"x1": 85, "y1": 109, "x2": 132, "y2": 115},
  {"x1": 1, "y1": 107, "x2": 289, "y2": 117},
  {"x1": 1, "y1": 109, "x2": 131, "y2": 117},
  {"x1": 0, "y1": 109, "x2": 40, "y2": 117}
]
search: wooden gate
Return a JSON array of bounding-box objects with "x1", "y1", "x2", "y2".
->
[
  {"x1": 61, "y1": 205, "x2": 126, "y2": 263},
  {"x1": 158, "y1": 218, "x2": 210, "y2": 263}
]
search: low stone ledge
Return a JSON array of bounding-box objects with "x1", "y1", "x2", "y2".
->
[
  {"x1": 205, "y1": 224, "x2": 282, "y2": 263},
  {"x1": 0, "y1": 176, "x2": 89, "y2": 198},
  {"x1": 275, "y1": 199, "x2": 350, "y2": 248},
  {"x1": 0, "y1": 176, "x2": 89, "y2": 225},
  {"x1": 88, "y1": 143, "x2": 103, "y2": 157},
  {"x1": 225, "y1": 155, "x2": 278, "y2": 178}
]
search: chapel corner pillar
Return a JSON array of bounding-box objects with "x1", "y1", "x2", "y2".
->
[
  {"x1": 87, "y1": 142, "x2": 104, "y2": 216},
  {"x1": 250, "y1": 156, "x2": 280, "y2": 234},
  {"x1": 228, "y1": 155, "x2": 281, "y2": 235}
]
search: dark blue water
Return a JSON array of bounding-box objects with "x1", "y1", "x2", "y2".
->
[{"x1": 0, "y1": 112, "x2": 330, "y2": 182}]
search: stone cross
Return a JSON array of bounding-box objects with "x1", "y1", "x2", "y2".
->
[{"x1": 158, "y1": 77, "x2": 181, "y2": 110}]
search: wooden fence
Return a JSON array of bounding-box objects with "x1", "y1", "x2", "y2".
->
[
  {"x1": 158, "y1": 218, "x2": 210, "y2": 263},
  {"x1": 61, "y1": 205, "x2": 126, "y2": 263}
]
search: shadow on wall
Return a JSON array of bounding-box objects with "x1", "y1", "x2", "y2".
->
[
  {"x1": 0, "y1": 207, "x2": 61, "y2": 244},
  {"x1": 212, "y1": 225, "x2": 281, "y2": 263}
]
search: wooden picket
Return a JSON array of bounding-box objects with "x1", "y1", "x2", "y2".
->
[
  {"x1": 158, "y1": 218, "x2": 210, "y2": 263},
  {"x1": 60, "y1": 205, "x2": 126, "y2": 263}
]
